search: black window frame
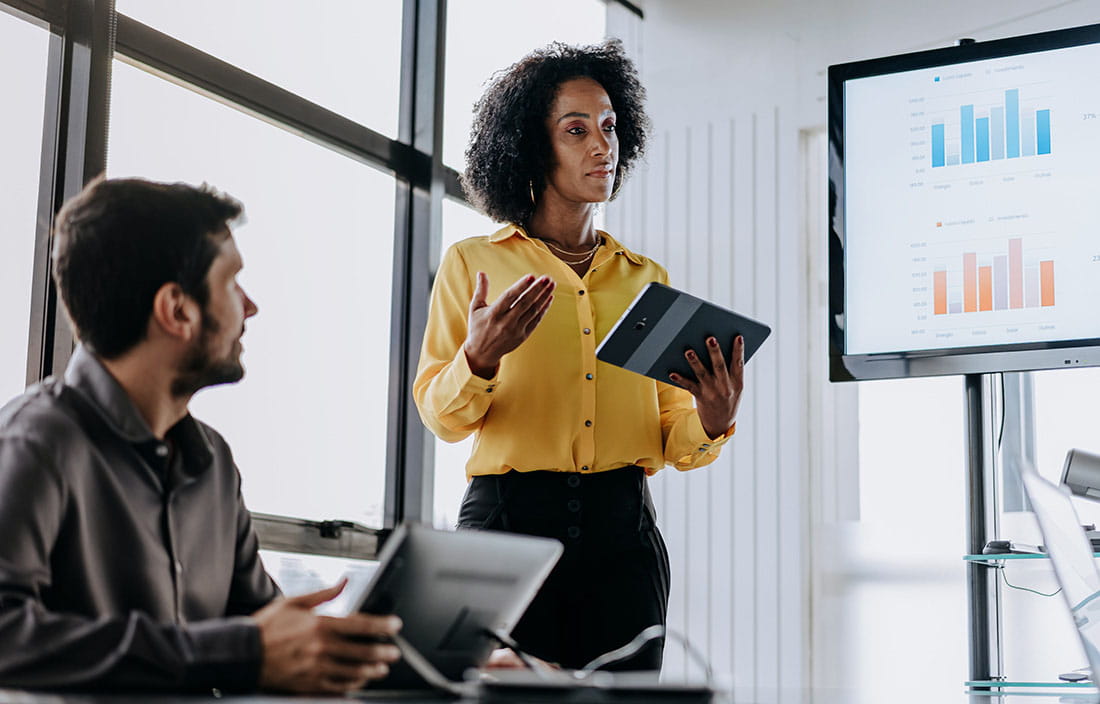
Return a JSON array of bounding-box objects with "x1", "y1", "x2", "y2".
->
[{"x1": 2, "y1": 0, "x2": 641, "y2": 561}]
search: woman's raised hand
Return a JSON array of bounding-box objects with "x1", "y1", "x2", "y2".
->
[
  {"x1": 463, "y1": 272, "x2": 555, "y2": 379},
  {"x1": 670, "y1": 335, "x2": 745, "y2": 440}
]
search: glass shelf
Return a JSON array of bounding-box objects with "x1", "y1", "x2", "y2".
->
[
  {"x1": 967, "y1": 679, "x2": 1096, "y2": 690},
  {"x1": 963, "y1": 552, "x2": 1100, "y2": 561},
  {"x1": 963, "y1": 556, "x2": 1100, "y2": 695}
]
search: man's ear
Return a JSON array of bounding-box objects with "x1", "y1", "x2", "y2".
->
[{"x1": 150, "y1": 282, "x2": 201, "y2": 342}]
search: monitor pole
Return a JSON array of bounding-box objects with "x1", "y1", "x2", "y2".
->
[{"x1": 964, "y1": 372, "x2": 1003, "y2": 687}]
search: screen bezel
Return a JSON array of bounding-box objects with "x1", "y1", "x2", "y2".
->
[{"x1": 828, "y1": 22, "x2": 1100, "y2": 382}]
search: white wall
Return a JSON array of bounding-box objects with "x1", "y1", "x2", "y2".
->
[
  {"x1": 607, "y1": 1, "x2": 807, "y2": 692},
  {"x1": 607, "y1": 0, "x2": 1100, "y2": 697}
]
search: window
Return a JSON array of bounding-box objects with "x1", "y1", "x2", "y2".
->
[
  {"x1": 2, "y1": 0, "x2": 624, "y2": 558},
  {"x1": 115, "y1": 0, "x2": 402, "y2": 137},
  {"x1": 431, "y1": 197, "x2": 498, "y2": 528},
  {"x1": 0, "y1": 11, "x2": 48, "y2": 401},
  {"x1": 261, "y1": 549, "x2": 378, "y2": 603},
  {"x1": 442, "y1": 0, "x2": 607, "y2": 169},
  {"x1": 815, "y1": 377, "x2": 968, "y2": 692},
  {"x1": 108, "y1": 62, "x2": 396, "y2": 527}
]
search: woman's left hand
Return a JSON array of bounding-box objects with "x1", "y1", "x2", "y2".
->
[{"x1": 669, "y1": 335, "x2": 745, "y2": 440}]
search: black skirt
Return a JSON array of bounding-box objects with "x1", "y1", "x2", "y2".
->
[{"x1": 456, "y1": 466, "x2": 671, "y2": 671}]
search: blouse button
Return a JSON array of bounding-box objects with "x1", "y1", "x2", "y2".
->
[
  {"x1": 584, "y1": 420, "x2": 592, "y2": 427},
  {"x1": 585, "y1": 373, "x2": 593, "y2": 380},
  {"x1": 583, "y1": 328, "x2": 591, "y2": 335}
]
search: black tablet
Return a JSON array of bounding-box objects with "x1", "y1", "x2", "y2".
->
[
  {"x1": 596, "y1": 282, "x2": 771, "y2": 388},
  {"x1": 343, "y1": 523, "x2": 562, "y2": 690}
]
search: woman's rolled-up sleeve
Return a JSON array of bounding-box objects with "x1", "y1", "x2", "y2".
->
[
  {"x1": 656, "y1": 381, "x2": 735, "y2": 471},
  {"x1": 413, "y1": 244, "x2": 500, "y2": 443}
]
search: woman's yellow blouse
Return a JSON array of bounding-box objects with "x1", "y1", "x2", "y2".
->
[{"x1": 413, "y1": 224, "x2": 734, "y2": 479}]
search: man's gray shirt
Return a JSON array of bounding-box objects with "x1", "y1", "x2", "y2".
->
[{"x1": 0, "y1": 346, "x2": 279, "y2": 691}]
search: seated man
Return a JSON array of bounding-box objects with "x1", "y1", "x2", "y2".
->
[{"x1": 0, "y1": 178, "x2": 400, "y2": 694}]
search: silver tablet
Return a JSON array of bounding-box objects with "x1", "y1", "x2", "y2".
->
[{"x1": 347, "y1": 523, "x2": 562, "y2": 689}]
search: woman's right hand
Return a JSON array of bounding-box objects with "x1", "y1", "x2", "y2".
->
[{"x1": 463, "y1": 272, "x2": 555, "y2": 379}]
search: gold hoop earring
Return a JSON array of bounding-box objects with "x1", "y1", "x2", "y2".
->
[
  {"x1": 610, "y1": 174, "x2": 623, "y2": 200},
  {"x1": 528, "y1": 180, "x2": 536, "y2": 206}
]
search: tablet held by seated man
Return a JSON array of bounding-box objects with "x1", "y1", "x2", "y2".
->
[
  {"x1": 341, "y1": 523, "x2": 563, "y2": 692},
  {"x1": 0, "y1": 178, "x2": 400, "y2": 694}
]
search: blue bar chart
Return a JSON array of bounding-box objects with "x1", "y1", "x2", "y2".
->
[{"x1": 930, "y1": 88, "x2": 1052, "y2": 168}]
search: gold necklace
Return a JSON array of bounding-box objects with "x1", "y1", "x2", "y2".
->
[
  {"x1": 552, "y1": 247, "x2": 599, "y2": 265},
  {"x1": 540, "y1": 237, "x2": 601, "y2": 256},
  {"x1": 535, "y1": 235, "x2": 603, "y2": 265}
]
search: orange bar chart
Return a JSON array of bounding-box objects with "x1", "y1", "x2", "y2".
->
[
  {"x1": 979, "y1": 266, "x2": 993, "y2": 311},
  {"x1": 1040, "y1": 260, "x2": 1055, "y2": 306},
  {"x1": 934, "y1": 271, "x2": 948, "y2": 315},
  {"x1": 931, "y1": 237, "x2": 1054, "y2": 316}
]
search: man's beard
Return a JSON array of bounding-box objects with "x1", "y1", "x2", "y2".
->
[{"x1": 171, "y1": 311, "x2": 245, "y2": 398}]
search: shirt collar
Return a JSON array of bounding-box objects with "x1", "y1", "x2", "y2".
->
[
  {"x1": 489, "y1": 223, "x2": 646, "y2": 266},
  {"x1": 63, "y1": 345, "x2": 214, "y2": 473}
]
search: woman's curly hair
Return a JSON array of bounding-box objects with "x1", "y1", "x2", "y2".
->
[{"x1": 461, "y1": 39, "x2": 650, "y2": 225}]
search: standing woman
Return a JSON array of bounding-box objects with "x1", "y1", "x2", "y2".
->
[{"x1": 413, "y1": 40, "x2": 744, "y2": 671}]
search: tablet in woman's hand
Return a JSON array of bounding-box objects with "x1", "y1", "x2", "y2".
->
[{"x1": 596, "y1": 282, "x2": 771, "y2": 387}]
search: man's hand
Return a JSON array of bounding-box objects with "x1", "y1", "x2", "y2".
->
[
  {"x1": 253, "y1": 580, "x2": 402, "y2": 694},
  {"x1": 669, "y1": 335, "x2": 745, "y2": 440},
  {"x1": 463, "y1": 272, "x2": 555, "y2": 379}
]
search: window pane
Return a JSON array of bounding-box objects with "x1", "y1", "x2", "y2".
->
[
  {"x1": 108, "y1": 62, "x2": 395, "y2": 527},
  {"x1": 0, "y1": 13, "x2": 48, "y2": 400},
  {"x1": 115, "y1": 0, "x2": 401, "y2": 137},
  {"x1": 431, "y1": 198, "x2": 498, "y2": 528},
  {"x1": 261, "y1": 549, "x2": 379, "y2": 606},
  {"x1": 443, "y1": 0, "x2": 607, "y2": 169},
  {"x1": 815, "y1": 378, "x2": 967, "y2": 692}
]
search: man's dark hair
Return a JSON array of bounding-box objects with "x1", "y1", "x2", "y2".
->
[
  {"x1": 52, "y1": 177, "x2": 243, "y2": 359},
  {"x1": 461, "y1": 39, "x2": 650, "y2": 225}
]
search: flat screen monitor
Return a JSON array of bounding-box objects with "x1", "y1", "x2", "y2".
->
[{"x1": 828, "y1": 23, "x2": 1100, "y2": 381}]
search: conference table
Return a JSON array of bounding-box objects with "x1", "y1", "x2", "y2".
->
[{"x1": 0, "y1": 687, "x2": 1096, "y2": 704}]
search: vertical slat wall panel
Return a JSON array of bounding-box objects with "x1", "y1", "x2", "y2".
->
[
  {"x1": 605, "y1": 107, "x2": 808, "y2": 692},
  {"x1": 659, "y1": 124, "x2": 690, "y2": 677},
  {"x1": 683, "y1": 119, "x2": 711, "y2": 681},
  {"x1": 751, "y1": 108, "x2": 781, "y2": 694},
  {"x1": 729, "y1": 114, "x2": 758, "y2": 692},
  {"x1": 775, "y1": 108, "x2": 810, "y2": 689},
  {"x1": 706, "y1": 119, "x2": 734, "y2": 678}
]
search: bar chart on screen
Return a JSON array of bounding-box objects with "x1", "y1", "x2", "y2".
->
[
  {"x1": 927, "y1": 86, "x2": 1052, "y2": 169},
  {"x1": 843, "y1": 42, "x2": 1100, "y2": 355},
  {"x1": 905, "y1": 216, "x2": 1066, "y2": 343},
  {"x1": 927, "y1": 236, "x2": 1055, "y2": 316}
]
